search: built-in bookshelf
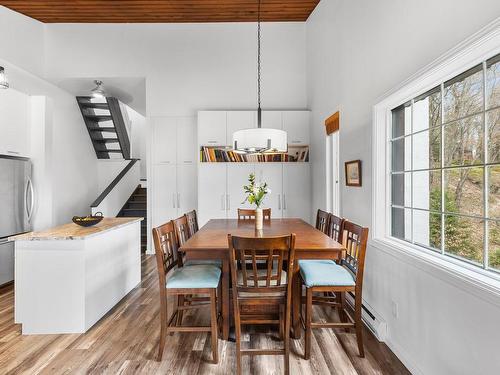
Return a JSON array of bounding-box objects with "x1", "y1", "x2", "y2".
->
[{"x1": 200, "y1": 145, "x2": 309, "y2": 163}]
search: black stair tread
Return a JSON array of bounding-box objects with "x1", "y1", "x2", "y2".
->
[
  {"x1": 78, "y1": 102, "x2": 109, "y2": 109},
  {"x1": 92, "y1": 138, "x2": 119, "y2": 143},
  {"x1": 88, "y1": 127, "x2": 116, "y2": 132},
  {"x1": 105, "y1": 150, "x2": 123, "y2": 153},
  {"x1": 83, "y1": 114, "x2": 112, "y2": 121}
]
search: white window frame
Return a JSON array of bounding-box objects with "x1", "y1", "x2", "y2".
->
[
  {"x1": 326, "y1": 131, "x2": 340, "y2": 216},
  {"x1": 372, "y1": 18, "x2": 500, "y2": 297}
]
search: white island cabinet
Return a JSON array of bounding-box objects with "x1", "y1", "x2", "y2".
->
[{"x1": 10, "y1": 217, "x2": 142, "y2": 334}]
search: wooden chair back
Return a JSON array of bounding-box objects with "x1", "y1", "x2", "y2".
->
[
  {"x1": 172, "y1": 215, "x2": 191, "y2": 246},
  {"x1": 152, "y1": 221, "x2": 180, "y2": 291},
  {"x1": 341, "y1": 221, "x2": 369, "y2": 286},
  {"x1": 185, "y1": 210, "x2": 199, "y2": 236},
  {"x1": 327, "y1": 214, "x2": 344, "y2": 243},
  {"x1": 315, "y1": 209, "x2": 329, "y2": 234},
  {"x1": 228, "y1": 234, "x2": 296, "y2": 296},
  {"x1": 237, "y1": 208, "x2": 271, "y2": 221}
]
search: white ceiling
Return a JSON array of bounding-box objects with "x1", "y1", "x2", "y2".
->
[{"x1": 54, "y1": 77, "x2": 146, "y2": 115}]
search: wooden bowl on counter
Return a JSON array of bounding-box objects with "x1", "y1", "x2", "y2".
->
[{"x1": 72, "y1": 212, "x2": 104, "y2": 227}]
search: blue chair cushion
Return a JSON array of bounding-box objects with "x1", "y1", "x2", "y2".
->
[
  {"x1": 166, "y1": 265, "x2": 221, "y2": 289},
  {"x1": 299, "y1": 260, "x2": 355, "y2": 287},
  {"x1": 184, "y1": 259, "x2": 222, "y2": 267}
]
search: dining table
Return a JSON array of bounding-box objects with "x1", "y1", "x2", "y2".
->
[{"x1": 179, "y1": 218, "x2": 345, "y2": 340}]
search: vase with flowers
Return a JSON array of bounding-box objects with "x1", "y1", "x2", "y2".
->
[{"x1": 242, "y1": 173, "x2": 270, "y2": 230}]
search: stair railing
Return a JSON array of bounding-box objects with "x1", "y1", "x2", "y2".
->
[{"x1": 91, "y1": 159, "x2": 140, "y2": 217}]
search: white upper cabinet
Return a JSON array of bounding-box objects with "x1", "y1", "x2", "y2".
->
[
  {"x1": 261, "y1": 111, "x2": 283, "y2": 130},
  {"x1": 152, "y1": 116, "x2": 196, "y2": 164},
  {"x1": 198, "y1": 111, "x2": 226, "y2": 146},
  {"x1": 152, "y1": 117, "x2": 177, "y2": 164},
  {"x1": 226, "y1": 163, "x2": 256, "y2": 218},
  {"x1": 176, "y1": 117, "x2": 196, "y2": 164},
  {"x1": 226, "y1": 111, "x2": 256, "y2": 146},
  {"x1": 0, "y1": 88, "x2": 30, "y2": 157},
  {"x1": 283, "y1": 163, "x2": 311, "y2": 223},
  {"x1": 282, "y1": 111, "x2": 310, "y2": 145}
]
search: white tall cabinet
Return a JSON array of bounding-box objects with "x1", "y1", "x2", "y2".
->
[
  {"x1": 151, "y1": 117, "x2": 197, "y2": 228},
  {"x1": 197, "y1": 110, "x2": 311, "y2": 226}
]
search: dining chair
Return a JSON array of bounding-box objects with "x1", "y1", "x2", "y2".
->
[
  {"x1": 315, "y1": 209, "x2": 329, "y2": 234},
  {"x1": 152, "y1": 221, "x2": 221, "y2": 363},
  {"x1": 228, "y1": 234, "x2": 296, "y2": 375},
  {"x1": 326, "y1": 213, "x2": 344, "y2": 243},
  {"x1": 237, "y1": 208, "x2": 272, "y2": 220},
  {"x1": 173, "y1": 215, "x2": 222, "y2": 268},
  {"x1": 185, "y1": 209, "x2": 199, "y2": 237},
  {"x1": 299, "y1": 221, "x2": 369, "y2": 359}
]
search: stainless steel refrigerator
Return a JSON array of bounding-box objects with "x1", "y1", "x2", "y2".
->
[{"x1": 0, "y1": 156, "x2": 33, "y2": 285}]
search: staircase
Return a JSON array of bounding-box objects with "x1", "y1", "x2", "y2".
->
[
  {"x1": 118, "y1": 186, "x2": 148, "y2": 253},
  {"x1": 76, "y1": 96, "x2": 131, "y2": 159}
]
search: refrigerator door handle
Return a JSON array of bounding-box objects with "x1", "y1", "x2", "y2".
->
[{"x1": 26, "y1": 177, "x2": 35, "y2": 222}]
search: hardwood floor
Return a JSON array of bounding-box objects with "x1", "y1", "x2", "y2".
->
[{"x1": 0, "y1": 256, "x2": 409, "y2": 374}]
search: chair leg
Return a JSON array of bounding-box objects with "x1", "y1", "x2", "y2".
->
[
  {"x1": 304, "y1": 288, "x2": 313, "y2": 360},
  {"x1": 210, "y1": 289, "x2": 219, "y2": 364},
  {"x1": 279, "y1": 304, "x2": 284, "y2": 340},
  {"x1": 157, "y1": 296, "x2": 167, "y2": 361},
  {"x1": 176, "y1": 295, "x2": 185, "y2": 326},
  {"x1": 217, "y1": 284, "x2": 222, "y2": 335},
  {"x1": 339, "y1": 292, "x2": 349, "y2": 332},
  {"x1": 354, "y1": 293, "x2": 365, "y2": 358},
  {"x1": 234, "y1": 301, "x2": 242, "y2": 375},
  {"x1": 284, "y1": 302, "x2": 291, "y2": 375}
]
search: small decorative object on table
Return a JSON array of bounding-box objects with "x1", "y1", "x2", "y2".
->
[
  {"x1": 242, "y1": 173, "x2": 270, "y2": 230},
  {"x1": 72, "y1": 212, "x2": 104, "y2": 227},
  {"x1": 345, "y1": 160, "x2": 362, "y2": 187}
]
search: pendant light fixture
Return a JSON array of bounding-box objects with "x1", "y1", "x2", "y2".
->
[
  {"x1": 90, "y1": 80, "x2": 106, "y2": 98},
  {"x1": 232, "y1": 0, "x2": 287, "y2": 153},
  {"x1": 0, "y1": 66, "x2": 9, "y2": 89}
]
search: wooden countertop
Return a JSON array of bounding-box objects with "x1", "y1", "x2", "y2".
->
[{"x1": 9, "y1": 217, "x2": 143, "y2": 241}]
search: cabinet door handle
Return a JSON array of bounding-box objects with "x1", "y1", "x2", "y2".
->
[
  {"x1": 7, "y1": 150, "x2": 20, "y2": 155},
  {"x1": 221, "y1": 195, "x2": 225, "y2": 210},
  {"x1": 226, "y1": 194, "x2": 230, "y2": 211},
  {"x1": 208, "y1": 141, "x2": 218, "y2": 144},
  {"x1": 177, "y1": 193, "x2": 180, "y2": 208},
  {"x1": 283, "y1": 194, "x2": 287, "y2": 210},
  {"x1": 173, "y1": 193, "x2": 176, "y2": 208},
  {"x1": 183, "y1": 160, "x2": 192, "y2": 164},
  {"x1": 278, "y1": 194, "x2": 281, "y2": 210}
]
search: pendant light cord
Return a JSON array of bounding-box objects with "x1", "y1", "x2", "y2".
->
[{"x1": 257, "y1": 0, "x2": 262, "y2": 127}]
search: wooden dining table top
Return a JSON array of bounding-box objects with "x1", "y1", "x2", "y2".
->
[{"x1": 181, "y1": 218, "x2": 344, "y2": 252}]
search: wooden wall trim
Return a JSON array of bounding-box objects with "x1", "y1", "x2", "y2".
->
[{"x1": 325, "y1": 111, "x2": 339, "y2": 135}]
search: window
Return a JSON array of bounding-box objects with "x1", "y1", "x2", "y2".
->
[{"x1": 390, "y1": 53, "x2": 500, "y2": 274}]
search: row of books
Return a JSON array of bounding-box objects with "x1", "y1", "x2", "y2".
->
[{"x1": 200, "y1": 146, "x2": 309, "y2": 163}]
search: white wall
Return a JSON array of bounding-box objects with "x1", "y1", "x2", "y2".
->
[
  {"x1": 0, "y1": 7, "x2": 99, "y2": 228},
  {"x1": 126, "y1": 106, "x2": 147, "y2": 179},
  {"x1": 307, "y1": 1, "x2": 500, "y2": 374},
  {"x1": 43, "y1": 22, "x2": 307, "y2": 116},
  {"x1": 0, "y1": 7, "x2": 44, "y2": 77}
]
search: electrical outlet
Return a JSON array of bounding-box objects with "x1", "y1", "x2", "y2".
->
[{"x1": 391, "y1": 301, "x2": 399, "y2": 319}]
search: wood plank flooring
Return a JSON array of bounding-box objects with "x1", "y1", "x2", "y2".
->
[{"x1": 0, "y1": 256, "x2": 410, "y2": 374}]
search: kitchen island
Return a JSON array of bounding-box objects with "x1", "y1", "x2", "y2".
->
[{"x1": 10, "y1": 217, "x2": 143, "y2": 334}]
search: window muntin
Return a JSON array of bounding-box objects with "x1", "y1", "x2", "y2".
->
[{"x1": 390, "y1": 53, "x2": 500, "y2": 274}]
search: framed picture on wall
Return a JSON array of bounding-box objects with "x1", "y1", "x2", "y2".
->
[{"x1": 345, "y1": 160, "x2": 362, "y2": 187}]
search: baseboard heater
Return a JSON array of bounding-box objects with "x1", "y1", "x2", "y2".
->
[{"x1": 346, "y1": 292, "x2": 387, "y2": 341}]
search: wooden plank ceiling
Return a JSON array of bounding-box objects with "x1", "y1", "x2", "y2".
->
[{"x1": 0, "y1": 0, "x2": 320, "y2": 23}]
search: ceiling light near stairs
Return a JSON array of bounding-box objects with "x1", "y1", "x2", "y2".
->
[{"x1": 91, "y1": 80, "x2": 106, "y2": 98}]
